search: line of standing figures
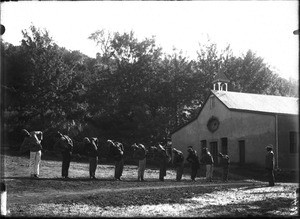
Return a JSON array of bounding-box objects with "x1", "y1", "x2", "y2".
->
[{"x1": 19, "y1": 129, "x2": 230, "y2": 182}]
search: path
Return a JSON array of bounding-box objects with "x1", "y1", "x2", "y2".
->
[{"x1": 9, "y1": 181, "x2": 264, "y2": 204}]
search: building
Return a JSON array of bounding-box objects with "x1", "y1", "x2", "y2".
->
[{"x1": 171, "y1": 73, "x2": 299, "y2": 170}]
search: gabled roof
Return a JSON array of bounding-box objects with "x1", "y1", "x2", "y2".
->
[
  {"x1": 212, "y1": 72, "x2": 230, "y2": 83},
  {"x1": 171, "y1": 90, "x2": 299, "y2": 135},
  {"x1": 212, "y1": 90, "x2": 299, "y2": 115}
]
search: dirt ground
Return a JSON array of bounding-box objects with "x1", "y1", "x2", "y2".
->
[{"x1": 2, "y1": 153, "x2": 299, "y2": 217}]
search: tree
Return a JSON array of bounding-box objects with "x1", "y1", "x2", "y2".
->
[
  {"x1": 224, "y1": 50, "x2": 298, "y2": 97},
  {"x1": 156, "y1": 50, "x2": 196, "y2": 129},
  {"x1": 194, "y1": 41, "x2": 233, "y2": 98},
  {"x1": 88, "y1": 29, "x2": 164, "y2": 144},
  {"x1": 3, "y1": 27, "x2": 297, "y2": 148},
  {"x1": 2, "y1": 25, "x2": 91, "y2": 145}
]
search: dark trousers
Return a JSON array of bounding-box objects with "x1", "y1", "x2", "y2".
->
[
  {"x1": 222, "y1": 167, "x2": 229, "y2": 182},
  {"x1": 176, "y1": 163, "x2": 184, "y2": 181},
  {"x1": 191, "y1": 166, "x2": 198, "y2": 180},
  {"x1": 62, "y1": 151, "x2": 72, "y2": 177},
  {"x1": 267, "y1": 169, "x2": 275, "y2": 186},
  {"x1": 89, "y1": 157, "x2": 98, "y2": 177},
  {"x1": 138, "y1": 158, "x2": 146, "y2": 181},
  {"x1": 115, "y1": 159, "x2": 124, "y2": 179},
  {"x1": 159, "y1": 163, "x2": 167, "y2": 180}
]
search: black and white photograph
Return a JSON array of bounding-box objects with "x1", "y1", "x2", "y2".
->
[{"x1": 0, "y1": 1, "x2": 299, "y2": 217}]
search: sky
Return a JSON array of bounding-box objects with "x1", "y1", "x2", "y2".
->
[{"x1": 1, "y1": 1, "x2": 299, "y2": 80}]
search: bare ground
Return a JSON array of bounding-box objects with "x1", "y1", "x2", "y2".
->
[{"x1": 2, "y1": 153, "x2": 299, "y2": 217}]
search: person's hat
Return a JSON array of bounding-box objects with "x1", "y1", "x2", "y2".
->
[
  {"x1": 187, "y1": 146, "x2": 193, "y2": 152},
  {"x1": 266, "y1": 144, "x2": 273, "y2": 150},
  {"x1": 83, "y1": 137, "x2": 90, "y2": 143},
  {"x1": 218, "y1": 152, "x2": 223, "y2": 157}
]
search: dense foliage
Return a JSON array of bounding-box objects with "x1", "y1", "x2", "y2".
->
[{"x1": 2, "y1": 25, "x2": 298, "y2": 148}]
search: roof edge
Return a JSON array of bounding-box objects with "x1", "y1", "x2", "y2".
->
[
  {"x1": 171, "y1": 90, "x2": 299, "y2": 136},
  {"x1": 170, "y1": 91, "x2": 214, "y2": 135}
]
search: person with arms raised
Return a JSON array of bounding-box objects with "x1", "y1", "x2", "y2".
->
[
  {"x1": 172, "y1": 148, "x2": 184, "y2": 181},
  {"x1": 107, "y1": 140, "x2": 124, "y2": 181},
  {"x1": 53, "y1": 132, "x2": 73, "y2": 179},
  {"x1": 84, "y1": 137, "x2": 99, "y2": 179},
  {"x1": 132, "y1": 143, "x2": 147, "y2": 181},
  {"x1": 19, "y1": 129, "x2": 43, "y2": 178},
  {"x1": 186, "y1": 146, "x2": 200, "y2": 182}
]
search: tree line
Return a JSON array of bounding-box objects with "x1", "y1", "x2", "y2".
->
[{"x1": 1, "y1": 25, "x2": 298, "y2": 150}]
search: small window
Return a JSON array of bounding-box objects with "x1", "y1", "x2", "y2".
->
[
  {"x1": 238, "y1": 140, "x2": 245, "y2": 165},
  {"x1": 210, "y1": 96, "x2": 215, "y2": 109},
  {"x1": 201, "y1": 140, "x2": 207, "y2": 149},
  {"x1": 221, "y1": 137, "x2": 228, "y2": 154},
  {"x1": 210, "y1": 141, "x2": 218, "y2": 165},
  {"x1": 290, "y1": 132, "x2": 299, "y2": 153}
]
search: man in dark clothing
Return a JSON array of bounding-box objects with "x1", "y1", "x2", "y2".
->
[
  {"x1": 265, "y1": 144, "x2": 275, "y2": 186},
  {"x1": 172, "y1": 148, "x2": 184, "y2": 181},
  {"x1": 186, "y1": 146, "x2": 200, "y2": 181},
  {"x1": 218, "y1": 152, "x2": 230, "y2": 182},
  {"x1": 107, "y1": 140, "x2": 124, "y2": 181},
  {"x1": 200, "y1": 147, "x2": 214, "y2": 182},
  {"x1": 54, "y1": 132, "x2": 73, "y2": 179},
  {"x1": 155, "y1": 144, "x2": 169, "y2": 181},
  {"x1": 84, "y1": 137, "x2": 99, "y2": 179}
]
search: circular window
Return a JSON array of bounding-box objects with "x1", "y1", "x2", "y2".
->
[{"x1": 207, "y1": 116, "x2": 220, "y2": 133}]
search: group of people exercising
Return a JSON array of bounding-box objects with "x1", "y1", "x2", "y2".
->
[{"x1": 19, "y1": 129, "x2": 230, "y2": 182}]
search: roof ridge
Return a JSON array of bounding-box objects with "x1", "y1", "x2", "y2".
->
[
  {"x1": 212, "y1": 90, "x2": 298, "y2": 115},
  {"x1": 212, "y1": 72, "x2": 230, "y2": 83},
  {"x1": 212, "y1": 90, "x2": 298, "y2": 99}
]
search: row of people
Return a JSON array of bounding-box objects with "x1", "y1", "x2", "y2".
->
[
  {"x1": 19, "y1": 130, "x2": 74, "y2": 179},
  {"x1": 175, "y1": 146, "x2": 230, "y2": 182},
  {"x1": 19, "y1": 129, "x2": 230, "y2": 181}
]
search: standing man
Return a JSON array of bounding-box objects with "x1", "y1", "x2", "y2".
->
[
  {"x1": 186, "y1": 146, "x2": 200, "y2": 181},
  {"x1": 156, "y1": 144, "x2": 168, "y2": 181},
  {"x1": 84, "y1": 137, "x2": 99, "y2": 179},
  {"x1": 108, "y1": 140, "x2": 124, "y2": 181},
  {"x1": 200, "y1": 147, "x2": 214, "y2": 182},
  {"x1": 265, "y1": 144, "x2": 275, "y2": 187},
  {"x1": 132, "y1": 143, "x2": 147, "y2": 181},
  {"x1": 218, "y1": 152, "x2": 230, "y2": 182},
  {"x1": 172, "y1": 148, "x2": 184, "y2": 181},
  {"x1": 19, "y1": 129, "x2": 43, "y2": 178},
  {"x1": 53, "y1": 132, "x2": 73, "y2": 179}
]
